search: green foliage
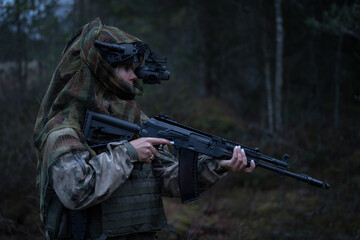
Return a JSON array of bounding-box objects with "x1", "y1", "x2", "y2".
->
[{"x1": 306, "y1": 2, "x2": 360, "y2": 38}]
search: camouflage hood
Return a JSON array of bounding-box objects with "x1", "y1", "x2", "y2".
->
[
  {"x1": 33, "y1": 18, "x2": 147, "y2": 220},
  {"x1": 33, "y1": 17, "x2": 144, "y2": 152}
]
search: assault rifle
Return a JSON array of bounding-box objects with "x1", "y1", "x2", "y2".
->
[{"x1": 82, "y1": 110, "x2": 330, "y2": 203}]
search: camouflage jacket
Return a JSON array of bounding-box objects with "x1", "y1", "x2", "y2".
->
[{"x1": 44, "y1": 127, "x2": 227, "y2": 210}]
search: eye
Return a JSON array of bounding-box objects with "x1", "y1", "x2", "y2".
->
[{"x1": 125, "y1": 64, "x2": 134, "y2": 71}]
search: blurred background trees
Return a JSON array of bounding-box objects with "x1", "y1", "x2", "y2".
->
[{"x1": 0, "y1": 0, "x2": 359, "y2": 239}]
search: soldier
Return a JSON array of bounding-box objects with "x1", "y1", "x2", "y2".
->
[{"x1": 33, "y1": 18, "x2": 255, "y2": 240}]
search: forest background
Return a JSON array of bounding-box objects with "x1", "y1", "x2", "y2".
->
[{"x1": 0, "y1": 0, "x2": 359, "y2": 239}]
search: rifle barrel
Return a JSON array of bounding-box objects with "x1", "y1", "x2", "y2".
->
[{"x1": 257, "y1": 161, "x2": 330, "y2": 189}]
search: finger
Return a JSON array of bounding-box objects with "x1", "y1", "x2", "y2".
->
[
  {"x1": 141, "y1": 156, "x2": 151, "y2": 164},
  {"x1": 219, "y1": 159, "x2": 227, "y2": 168},
  {"x1": 226, "y1": 146, "x2": 238, "y2": 171},
  {"x1": 238, "y1": 148, "x2": 247, "y2": 171},
  {"x1": 148, "y1": 144, "x2": 159, "y2": 157},
  {"x1": 147, "y1": 137, "x2": 172, "y2": 146},
  {"x1": 234, "y1": 146, "x2": 242, "y2": 171},
  {"x1": 250, "y1": 159, "x2": 256, "y2": 171},
  {"x1": 244, "y1": 160, "x2": 256, "y2": 173},
  {"x1": 218, "y1": 146, "x2": 244, "y2": 171},
  {"x1": 220, "y1": 158, "x2": 233, "y2": 169}
]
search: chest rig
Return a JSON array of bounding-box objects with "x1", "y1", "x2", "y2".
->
[{"x1": 45, "y1": 162, "x2": 168, "y2": 240}]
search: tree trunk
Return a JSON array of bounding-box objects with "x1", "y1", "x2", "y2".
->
[
  {"x1": 261, "y1": 1, "x2": 274, "y2": 133},
  {"x1": 14, "y1": 0, "x2": 26, "y2": 106},
  {"x1": 274, "y1": 0, "x2": 284, "y2": 131},
  {"x1": 308, "y1": 38, "x2": 323, "y2": 126},
  {"x1": 334, "y1": 35, "x2": 343, "y2": 128},
  {"x1": 74, "y1": 0, "x2": 86, "y2": 27},
  {"x1": 309, "y1": 40, "x2": 321, "y2": 108},
  {"x1": 195, "y1": 1, "x2": 220, "y2": 97}
]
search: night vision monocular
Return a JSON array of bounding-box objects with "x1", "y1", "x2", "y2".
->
[{"x1": 94, "y1": 40, "x2": 170, "y2": 84}]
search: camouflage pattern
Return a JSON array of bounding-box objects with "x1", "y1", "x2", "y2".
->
[
  {"x1": 34, "y1": 17, "x2": 143, "y2": 154},
  {"x1": 33, "y1": 17, "x2": 228, "y2": 238},
  {"x1": 47, "y1": 128, "x2": 134, "y2": 210},
  {"x1": 33, "y1": 18, "x2": 144, "y2": 221},
  {"x1": 44, "y1": 127, "x2": 226, "y2": 239},
  {"x1": 46, "y1": 128, "x2": 227, "y2": 210}
]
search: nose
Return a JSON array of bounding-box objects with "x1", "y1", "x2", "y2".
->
[{"x1": 129, "y1": 69, "x2": 138, "y2": 81}]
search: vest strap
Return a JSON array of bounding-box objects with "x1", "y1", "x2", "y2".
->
[{"x1": 70, "y1": 209, "x2": 87, "y2": 240}]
